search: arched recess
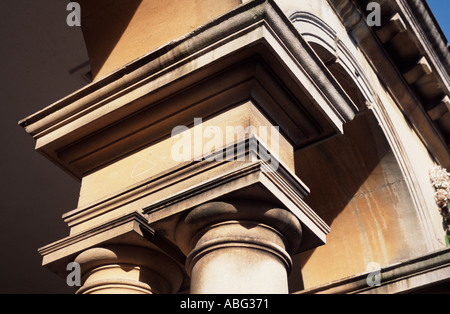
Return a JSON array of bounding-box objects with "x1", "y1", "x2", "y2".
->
[
  {"x1": 287, "y1": 11, "x2": 442, "y2": 292},
  {"x1": 290, "y1": 11, "x2": 373, "y2": 111}
]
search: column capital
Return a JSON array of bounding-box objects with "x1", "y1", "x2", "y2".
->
[
  {"x1": 74, "y1": 245, "x2": 184, "y2": 294},
  {"x1": 175, "y1": 200, "x2": 303, "y2": 256},
  {"x1": 174, "y1": 200, "x2": 303, "y2": 293}
]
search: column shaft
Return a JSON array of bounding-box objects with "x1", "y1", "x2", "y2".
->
[{"x1": 175, "y1": 201, "x2": 303, "y2": 294}]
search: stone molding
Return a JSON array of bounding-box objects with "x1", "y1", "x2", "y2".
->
[
  {"x1": 19, "y1": 0, "x2": 357, "y2": 179},
  {"x1": 184, "y1": 222, "x2": 293, "y2": 275},
  {"x1": 38, "y1": 212, "x2": 187, "y2": 286},
  {"x1": 143, "y1": 139, "x2": 330, "y2": 254},
  {"x1": 327, "y1": 0, "x2": 449, "y2": 250},
  {"x1": 175, "y1": 200, "x2": 302, "y2": 253},
  {"x1": 74, "y1": 245, "x2": 184, "y2": 294},
  {"x1": 327, "y1": 0, "x2": 450, "y2": 168},
  {"x1": 289, "y1": 10, "x2": 375, "y2": 106},
  {"x1": 298, "y1": 246, "x2": 450, "y2": 294}
]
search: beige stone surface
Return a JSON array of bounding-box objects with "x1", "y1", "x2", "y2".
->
[
  {"x1": 78, "y1": 102, "x2": 294, "y2": 207},
  {"x1": 294, "y1": 111, "x2": 440, "y2": 289},
  {"x1": 19, "y1": 0, "x2": 450, "y2": 294},
  {"x1": 79, "y1": 0, "x2": 241, "y2": 79},
  {"x1": 74, "y1": 245, "x2": 184, "y2": 294},
  {"x1": 174, "y1": 201, "x2": 302, "y2": 294}
]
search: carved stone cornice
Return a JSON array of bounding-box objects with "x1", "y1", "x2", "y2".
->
[
  {"x1": 19, "y1": 0, "x2": 357, "y2": 179},
  {"x1": 142, "y1": 137, "x2": 330, "y2": 254},
  {"x1": 327, "y1": 0, "x2": 450, "y2": 167},
  {"x1": 38, "y1": 212, "x2": 187, "y2": 287}
]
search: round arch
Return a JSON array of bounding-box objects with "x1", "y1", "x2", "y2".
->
[{"x1": 290, "y1": 11, "x2": 375, "y2": 110}]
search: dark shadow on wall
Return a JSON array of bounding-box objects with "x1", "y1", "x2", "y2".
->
[
  {"x1": 288, "y1": 110, "x2": 392, "y2": 292},
  {"x1": 286, "y1": 33, "x2": 405, "y2": 292},
  {"x1": 0, "y1": 0, "x2": 91, "y2": 293}
]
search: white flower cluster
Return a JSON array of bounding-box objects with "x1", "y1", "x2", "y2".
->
[
  {"x1": 430, "y1": 166, "x2": 450, "y2": 209},
  {"x1": 430, "y1": 166, "x2": 450, "y2": 245}
]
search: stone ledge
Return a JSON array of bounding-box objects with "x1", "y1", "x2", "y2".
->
[
  {"x1": 298, "y1": 246, "x2": 450, "y2": 294},
  {"x1": 19, "y1": 0, "x2": 357, "y2": 179},
  {"x1": 38, "y1": 212, "x2": 187, "y2": 287}
]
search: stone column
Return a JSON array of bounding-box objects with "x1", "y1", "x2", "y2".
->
[
  {"x1": 175, "y1": 201, "x2": 302, "y2": 294},
  {"x1": 74, "y1": 245, "x2": 184, "y2": 294}
]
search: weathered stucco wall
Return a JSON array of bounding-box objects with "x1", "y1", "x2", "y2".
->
[
  {"x1": 276, "y1": 0, "x2": 445, "y2": 290},
  {"x1": 293, "y1": 112, "x2": 428, "y2": 288}
]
